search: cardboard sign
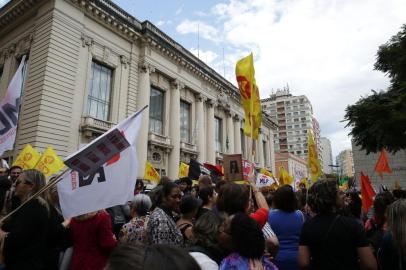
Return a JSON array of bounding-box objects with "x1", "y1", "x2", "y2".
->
[
  {"x1": 242, "y1": 159, "x2": 255, "y2": 181},
  {"x1": 256, "y1": 173, "x2": 275, "y2": 187},
  {"x1": 223, "y1": 154, "x2": 244, "y2": 181},
  {"x1": 64, "y1": 128, "x2": 130, "y2": 176}
]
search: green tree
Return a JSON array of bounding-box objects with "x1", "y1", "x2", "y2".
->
[{"x1": 344, "y1": 24, "x2": 406, "y2": 154}]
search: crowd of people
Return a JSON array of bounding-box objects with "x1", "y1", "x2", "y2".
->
[{"x1": 0, "y1": 165, "x2": 405, "y2": 270}]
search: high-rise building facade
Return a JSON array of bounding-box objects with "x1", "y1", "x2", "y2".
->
[
  {"x1": 320, "y1": 137, "x2": 333, "y2": 174},
  {"x1": 261, "y1": 87, "x2": 321, "y2": 162},
  {"x1": 336, "y1": 149, "x2": 355, "y2": 178}
]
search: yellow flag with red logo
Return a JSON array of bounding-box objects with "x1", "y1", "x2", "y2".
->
[
  {"x1": 307, "y1": 129, "x2": 321, "y2": 183},
  {"x1": 34, "y1": 146, "x2": 65, "y2": 177},
  {"x1": 260, "y1": 168, "x2": 273, "y2": 177},
  {"x1": 144, "y1": 161, "x2": 160, "y2": 184},
  {"x1": 278, "y1": 166, "x2": 293, "y2": 185},
  {"x1": 178, "y1": 162, "x2": 189, "y2": 178},
  {"x1": 12, "y1": 144, "x2": 41, "y2": 170},
  {"x1": 236, "y1": 53, "x2": 262, "y2": 140}
]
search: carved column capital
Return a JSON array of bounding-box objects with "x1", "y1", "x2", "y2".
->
[
  {"x1": 140, "y1": 61, "x2": 155, "y2": 74},
  {"x1": 120, "y1": 55, "x2": 130, "y2": 68},
  {"x1": 81, "y1": 33, "x2": 94, "y2": 51},
  {"x1": 171, "y1": 79, "x2": 184, "y2": 90},
  {"x1": 195, "y1": 93, "x2": 206, "y2": 102}
]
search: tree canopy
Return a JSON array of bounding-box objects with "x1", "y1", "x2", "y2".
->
[{"x1": 344, "y1": 24, "x2": 406, "y2": 154}]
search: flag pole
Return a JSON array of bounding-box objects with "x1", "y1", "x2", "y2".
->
[{"x1": 0, "y1": 167, "x2": 69, "y2": 224}]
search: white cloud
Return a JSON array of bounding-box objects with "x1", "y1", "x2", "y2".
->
[
  {"x1": 189, "y1": 48, "x2": 219, "y2": 65},
  {"x1": 196, "y1": 0, "x2": 405, "y2": 157},
  {"x1": 176, "y1": 19, "x2": 221, "y2": 42}
]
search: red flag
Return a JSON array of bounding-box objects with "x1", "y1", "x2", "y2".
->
[
  {"x1": 374, "y1": 149, "x2": 392, "y2": 177},
  {"x1": 360, "y1": 171, "x2": 376, "y2": 213}
]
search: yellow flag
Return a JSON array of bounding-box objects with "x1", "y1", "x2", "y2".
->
[
  {"x1": 34, "y1": 146, "x2": 65, "y2": 177},
  {"x1": 236, "y1": 53, "x2": 262, "y2": 140},
  {"x1": 178, "y1": 162, "x2": 189, "y2": 178},
  {"x1": 307, "y1": 129, "x2": 321, "y2": 183},
  {"x1": 12, "y1": 144, "x2": 41, "y2": 170},
  {"x1": 260, "y1": 168, "x2": 273, "y2": 177},
  {"x1": 297, "y1": 178, "x2": 309, "y2": 189},
  {"x1": 278, "y1": 166, "x2": 293, "y2": 185},
  {"x1": 144, "y1": 161, "x2": 160, "y2": 184}
]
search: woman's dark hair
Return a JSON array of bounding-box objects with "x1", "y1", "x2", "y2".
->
[
  {"x1": 192, "y1": 211, "x2": 225, "y2": 248},
  {"x1": 230, "y1": 213, "x2": 265, "y2": 259},
  {"x1": 374, "y1": 191, "x2": 394, "y2": 219},
  {"x1": 180, "y1": 195, "x2": 200, "y2": 216},
  {"x1": 198, "y1": 186, "x2": 214, "y2": 206},
  {"x1": 106, "y1": 243, "x2": 201, "y2": 270},
  {"x1": 308, "y1": 179, "x2": 338, "y2": 214},
  {"x1": 154, "y1": 181, "x2": 178, "y2": 206},
  {"x1": 273, "y1": 185, "x2": 297, "y2": 212},
  {"x1": 217, "y1": 182, "x2": 249, "y2": 214}
]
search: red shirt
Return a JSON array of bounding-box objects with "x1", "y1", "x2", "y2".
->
[
  {"x1": 250, "y1": 208, "x2": 269, "y2": 228},
  {"x1": 70, "y1": 211, "x2": 117, "y2": 270}
]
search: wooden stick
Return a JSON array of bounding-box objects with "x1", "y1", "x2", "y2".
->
[{"x1": 0, "y1": 168, "x2": 70, "y2": 223}]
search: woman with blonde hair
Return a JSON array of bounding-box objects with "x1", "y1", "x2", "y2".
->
[
  {"x1": 0, "y1": 169, "x2": 50, "y2": 270},
  {"x1": 378, "y1": 199, "x2": 406, "y2": 270}
]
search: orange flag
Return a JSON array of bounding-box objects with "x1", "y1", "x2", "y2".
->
[
  {"x1": 374, "y1": 149, "x2": 392, "y2": 178},
  {"x1": 360, "y1": 171, "x2": 376, "y2": 213}
]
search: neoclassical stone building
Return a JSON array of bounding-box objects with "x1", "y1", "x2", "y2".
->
[{"x1": 0, "y1": 0, "x2": 277, "y2": 179}]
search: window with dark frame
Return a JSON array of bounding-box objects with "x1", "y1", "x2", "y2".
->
[
  {"x1": 87, "y1": 61, "x2": 112, "y2": 121},
  {"x1": 149, "y1": 87, "x2": 164, "y2": 135},
  {"x1": 180, "y1": 100, "x2": 190, "y2": 143}
]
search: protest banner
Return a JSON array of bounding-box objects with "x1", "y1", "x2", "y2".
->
[
  {"x1": 12, "y1": 144, "x2": 41, "y2": 170},
  {"x1": 0, "y1": 55, "x2": 26, "y2": 156},
  {"x1": 224, "y1": 154, "x2": 244, "y2": 181},
  {"x1": 256, "y1": 172, "x2": 275, "y2": 187}
]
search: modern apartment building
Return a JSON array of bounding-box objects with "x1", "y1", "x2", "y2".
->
[
  {"x1": 320, "y1": 137, "x2": 333, "y2": 174},
  {"x1": 336, "y1": 149, "x2": 355, "y2": 178},
  {"x1": 261, "y1": 87, "x2": 321, "y2": 162}
]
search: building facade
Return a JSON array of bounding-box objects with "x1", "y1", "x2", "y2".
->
[
  {"x1": 336, "y1": 149, "x2": 355, "y2": 178},
  {"x1": 352, "y1": 142, "x2": 406, "y2": 189},
  {"x1": 320, "y1": 137, "x2": 333, "y2": 174},
  {"x1": 275, "y1": 152, "x2": 308, "y2": 183},
  {"x1": 0, "y1": 0, "x2": 277, "y2": 179},
  {"x1": 261, "y1": 87, "x2": 321, "y2": 162}
]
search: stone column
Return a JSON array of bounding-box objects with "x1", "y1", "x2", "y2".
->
[
  {"x1": 234, "y1": 115, "x2": 241, "y2": 154},
  {"x1": 270, "y1": 129, "x2": 276, "y2": 174},
  {"x1": 136, "y1": 62, "x2": 154, "y2": 178},
  {"x1": 206, "y1": 99, "x2": 215, "y2": 164},
  {"x1": 168, "y1": 80, "x2": 182, "y2": 179},
  {"x1": 226, "y1": 111, "x2": 234, "y2": 154},
  {"x1": 258, "y1": 130, "x2": 265, "y2": 168},
  {"x1": 196, "y1": 94, "x2": 206, "y2": 163}
]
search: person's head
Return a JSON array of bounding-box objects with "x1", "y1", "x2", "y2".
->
[
  {"x1": 198, "y1": 175, "x2": 212, "y2": 189},
  {"x1": 308, "y1": 179, "x2": 338, "y2": 214},
  {"x1": 179, "y1": 195, "x2": 200, "y2": 220},
  {"x1": 374, "y1": 191, "x2": 394, "y2": 220},
  {"x1": 105, "y1": 243, "x2": 201, "y2": 270},
  {"x1": 387, "y1": 199, "x2": 406, "y2": 259},
  {"x1": 193, "y1": 211, "x2": 225, "y2": 249},
  {"x1": 131, "y1": 194, "x2": 152, "y2": 217},
  {"x1": 230, "y1": 213, "x2": 265, "y2": 259},
  {"x1": 218, "y1": 214, "x2": 233, "y2": 252},
  {"x1": 159, "y1": 176, "x2": 172, "y2": 186},
  {"x1": 198, "y1": 186, "x2": 217, "y2": 207},
  {"x1": 45, "y1": 177, "x2": 59, "y2": 206},
  {"x1": 273, "y1": 185, "x2": 297, "y2": 212},
  {"x1": 0, "y1": 167, "x2": 8, "y2": 177},
  {"x1": 15, "y1": 169, "x2": 46, "y2": 201},
  {"x1": 215, "y1": 179, "x2": 227, "y2": 193},
  {"x1": 177, "y1": 179, "x2": 189, "y2": 192},
  {"x1": 9, "y1": 165, "x2": 22, "y2": 182},
  {"x1": 160, "y1": 181, "x2": 181, "y2": 212},
  {"x1": 136, "y1": 179, "x2": 144, "y2": 190},
  {"x1": 217, "y1": 182, "x2": 249, "y2": 215},
  {"x1": 190, "y1": 185, "x2": 199, "y2": 198},
  {"x1": 337, "y1": 189, "x2": 346, "y2": 209}
]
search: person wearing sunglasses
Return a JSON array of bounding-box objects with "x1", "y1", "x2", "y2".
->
[
  {"x1": 146, "y1": 181, "x2": 183, "y2": 246},
  {"x1": 0, "y1": 169, "x2": 49, "y2": 270}
]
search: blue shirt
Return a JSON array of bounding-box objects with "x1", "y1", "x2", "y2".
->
[{"x1": 268, "y1": 209, "x2": 304, "y2": 270}]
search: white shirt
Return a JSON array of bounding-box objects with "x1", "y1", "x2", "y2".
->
[{"x1": 189, "y1": 252, "x2": 219, "y2": 270}]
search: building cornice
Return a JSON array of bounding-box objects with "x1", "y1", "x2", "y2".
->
[{"x1": 0, "y1": 0, "x2": 44, "y2": 32}]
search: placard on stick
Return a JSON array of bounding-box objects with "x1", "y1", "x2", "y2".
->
[
  {"x1": 64, "y1": 129, "x2": 130, "y2": 176},
  {"x1": 223, "y1": 154, "x2": 244, "y2": 181}
]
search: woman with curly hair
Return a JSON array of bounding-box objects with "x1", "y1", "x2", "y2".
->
[{"x1": 298, "y1": 180, "x2": 376, "y2": 270}]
